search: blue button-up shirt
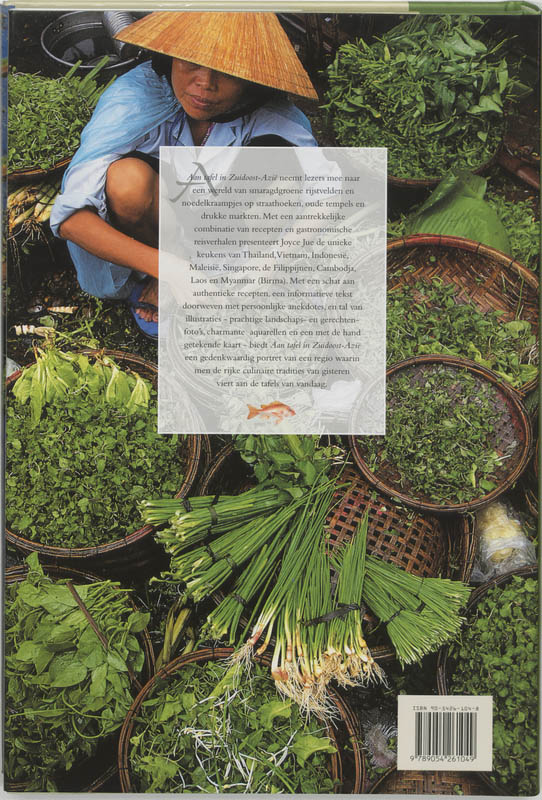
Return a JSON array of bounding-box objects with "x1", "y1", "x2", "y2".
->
[{"x1": 50, "y1": 62, "x2": 317, "y2": 299}]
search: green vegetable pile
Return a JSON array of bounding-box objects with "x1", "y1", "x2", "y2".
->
[
  {"x1": 5, "y1": 554, "x2": 149, "y2": 791},
  {"x1": 449, "y1": 575, "x2": 538, "y2": 795},
  {"x1": 387, "y1": 188, "x2": 540, "y2": 272},
  {"x1": 324, "y1": 16, "x2": 528, "y2": 179},
  {"x1": 359, "y1": 366, "x2": 508, "y2": 504},
  {"x1": 235, "y1": 434, "x2": 342, "y2": 495},
  {"x1": 387, "y1": 277, "x2": 537, "y2": 388},
  {"x1": 8, "y1": 58, "x2": 113, "y2": 172},
  {"x1": 485, "y1": 190, "x2": 540, "y2": 271},
  {"x1": 129, "y1": 660, "x2": 338, "y2": 793},
  {"x1": 6, "y1": 347, "x2": 183, "y2": 547}
]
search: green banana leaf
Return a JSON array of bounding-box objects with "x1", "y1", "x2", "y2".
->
[{"x1": 403, "y1": 171, "x2": 511, "y2": 253}]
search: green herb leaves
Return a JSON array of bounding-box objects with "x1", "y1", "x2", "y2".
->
[
  {"x1": 129, "y1": 661, "x2": 338, "y2": 793},
  {"x1": 6, "y1": 352, "x2": 183, "y2": 547},
  {"x1": 234, "y1": 434, "x2": 341, "y2": 496},
  {"x1": 12, "y1": 347, "x2": 151, "y2": 427},
  {"x1": 4, "y1": 555, "x2": 147, "y2": 791},
  {"x1": 323, "y1": 16, "x2": 529, "y2": 179},
  {"x1": 358, "y1": 365, "x2": 510, "y2": 504},
  {"x1": 8, "y1": 59, "x2": 114, "y2": 172},
  {"x1": 387, "y1": 278, "x2": 537, "y2": 388},
  {"x1": 450, "y1": 576, "x2": 538, "y2": 795}
]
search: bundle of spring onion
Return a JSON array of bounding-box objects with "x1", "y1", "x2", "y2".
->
[
  {"x1": 7, "y1": 178, "x2": 61, "y2": 233},
  {"x1": 230, "y1": 513, "x2": 470, "y2": 714},
  {"x1": 230, "y1": 491, "x2": 384, "y2": 717},
  {"x1": 155, "y1": 483, "x2": 334, "y2": 601},
  {"x1": 140, "y1": 486, "x2": 290, "y2": 529},
  {"x1": 149, "y1": 437, "x2": 471, "y2": 716}
]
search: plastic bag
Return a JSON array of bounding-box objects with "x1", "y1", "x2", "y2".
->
[
  {"x1": 403, "y1": 171, "x2": 511, "y2": 253},
  {"x1": 471, "y1": 500, "x2": 537, "y2": 583}
]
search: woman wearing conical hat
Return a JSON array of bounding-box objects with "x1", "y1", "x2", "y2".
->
[{"x1": 50, "y1": 12, "x2": 318, "y2": 339}]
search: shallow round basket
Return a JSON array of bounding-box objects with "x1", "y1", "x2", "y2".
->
[
  {"x1": 387, "y1": 147, "x2": 499, "y2": 189},
  {"x1": 350, "y1": 355, "x2": 533, "y2": 515},
  {"x1": 5, "y1": 562, "x2": 155, "y2": 792},
  {"x1": 118, "y1": 647, "x2": 363, "y2": 793},
  {"x1": 8, "y1": 155, "x2": 73, "y2": 185},
  {"x1": 198, "y1": 443, "x2": 475, "y2": 663},
  {"x1": 436, "y1": 565, "x2": 538, "y2": 796},
  {"x1": 370, "y1": 767, "x2": 497, "y2": 794},
  {"x1": 387, "y1": 235, "x2": 539, "y2": 396},
  {"x1": 5, "y1": 349, "x2": 202, "y2": 573}
]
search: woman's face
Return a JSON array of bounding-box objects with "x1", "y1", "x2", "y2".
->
[{"x1": 171, "y1": 59, "x2": 247, "y2": 119}]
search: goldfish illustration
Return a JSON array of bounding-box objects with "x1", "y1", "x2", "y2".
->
[{"x1": 247, "y1": 401, "x2": 296, "y2": 424}]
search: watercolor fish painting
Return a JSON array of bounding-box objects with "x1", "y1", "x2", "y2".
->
[{"x1": 247, "y1": 402, "x2": 296, "y2": 424}]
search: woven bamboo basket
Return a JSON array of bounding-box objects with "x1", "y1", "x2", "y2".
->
[
  {"x1": 5, "y1": 349, "x2": 202, "y2": 574},
  {"x1": 118, "y1": 646, "x2": 363, "y2": 793},
  {"x1": 387, "y1": 149, "x2": 499, "y2": 189},
  {"x1": 370, "y1": 767, "x2": 497, "y2": 794},
  {"x1": 436, "y1": 565, "x2": 538, "y2": 796},
  {"x1": 4, "y1": 562, "x2": 155, "y2": 793},
  {"x1": 350, "y1": 355, "x2": 533, "y2": 515},
  {"x1": 8, "y1": 155, "x2": 72, "y2": 185},
  {"x1": 387, "y1": 235, "x2": 539, "y2": 395},
  {"x1": 198, "y1": 442, "x2": 475, "y2": 664}
]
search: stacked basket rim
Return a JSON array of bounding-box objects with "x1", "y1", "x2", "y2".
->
[
  {"x1": 8, "y1": 154, "x2": 72, "y2": 184},
  {"x1": 386, "y1": 234, "x2": 539, "y2": 397}
]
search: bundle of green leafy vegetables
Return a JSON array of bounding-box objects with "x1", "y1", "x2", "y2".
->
[
  {"x1": 129, "y1": 659, "x2": 339, "y2": 793},
  {"x1": 358, "y1": 365, "x2": 511, "y2": 504},
  {"x1": 5, "y1": 553, "x2": 149, "y2": 792},
  {"x1": 387, "y1": 276, "x2": 537, "y2": 388},
  {"x1": 147, "y1": 435, "x2": 470, "y2": 711},
  {"x1": 8, "y1": 57, "x2": 114, "y2": 172},
  {"x1": 449, "y1": 575, "x2": 538, "y2": 795},
  {"x1": 6, "y1": 346, "x2": 183, "y2": 547},
  {"x1": 323, "y1": 15, "x2": 529, "y2": 179}
]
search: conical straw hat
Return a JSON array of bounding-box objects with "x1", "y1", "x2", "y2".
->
[{"x1": 116, "y1": 12, "x2": 318, "y2": 100}]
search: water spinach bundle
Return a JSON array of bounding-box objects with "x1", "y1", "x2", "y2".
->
[
  {"x1": 129, "y1": 660, "x2": 339, "y2": 793},
  {"x1": 324, "y1": 16, "x2": 529, "y2": 179},
  {"x1": 6, "y1": 346, "x2": 183, "y2": 547},
  {"x1": 5, "y1": 554, "x2": 149, "y2": 791},
  {"x1": 8, "y1": 57, "x2": 114, "y2": 172}
]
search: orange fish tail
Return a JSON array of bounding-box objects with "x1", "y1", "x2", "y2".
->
[{"x1": 247, "y1": 404, "x2": 259, "y2": 419}]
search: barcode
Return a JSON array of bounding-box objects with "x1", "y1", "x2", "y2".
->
[
  {"x1": 397, "y1": 695, "x2": 492, "y2": 771},
  {"x1": 414, "y1": 711, "x2": 477, "y2": 758}
]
